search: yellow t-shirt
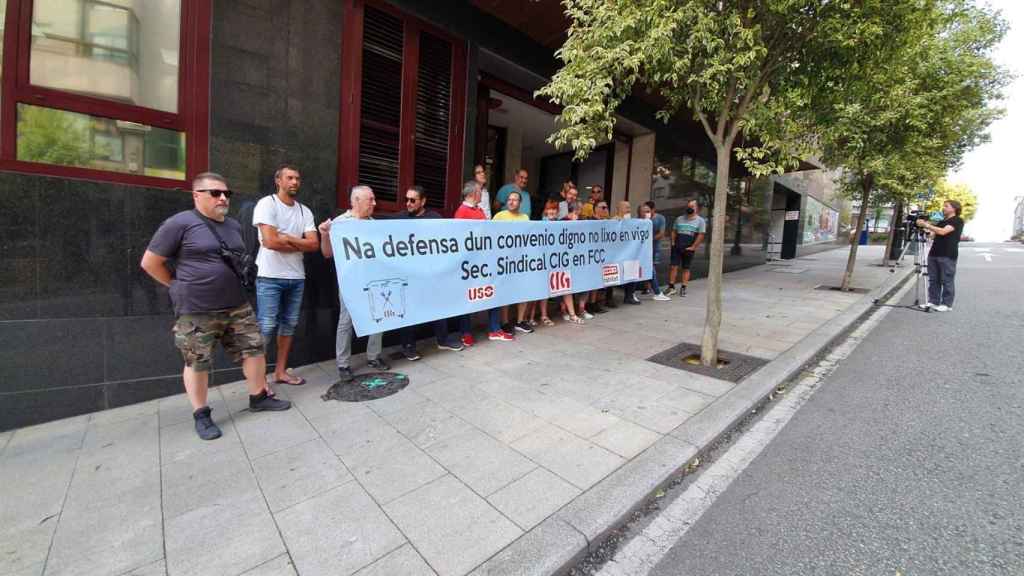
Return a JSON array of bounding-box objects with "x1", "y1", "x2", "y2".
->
[{"x1": 492, "y1": 210, "x2": 529, "y2": 222}]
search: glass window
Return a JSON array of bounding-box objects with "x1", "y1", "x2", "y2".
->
[
  {"x1": 17, "y1": 104, "x2": 185, "y2": 179},
  {"x1": 30, "y1": 0, "x2": 180, "y2": 113}
]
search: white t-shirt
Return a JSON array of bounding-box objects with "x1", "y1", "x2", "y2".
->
[
  {"x1": 480, "y1": 187, "x2": 492, "y2": 219},
  {"x1": 253, "y1": 194, "x2": 316, "y2": 280}
]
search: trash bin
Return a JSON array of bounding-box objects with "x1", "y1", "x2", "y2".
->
[{"x1": 859, "y1": 229, "x2": 869, "y2": 245}]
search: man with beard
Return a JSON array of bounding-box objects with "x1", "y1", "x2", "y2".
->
[
  {"x1": 396, "y1": 186, "x2": 464, "y2": 360},
  {"x1": 252, "y1": 164, "x2": 319, "y2": 389},
  {"x1": 141, "y1": 172, "x2": 291, "y2": 441}
]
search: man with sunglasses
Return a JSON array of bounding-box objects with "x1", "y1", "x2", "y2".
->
[
  {"x1": 252, "y1": 164, "x2": 318, "y2": 389},
  {"x1": 395, "y1": 186, "x2": 464, "y2": 360},
  {"x1": 141, "y1": 173, "x2": 290, "y2": 441}
]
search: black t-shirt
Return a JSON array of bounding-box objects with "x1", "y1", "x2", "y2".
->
[
  {"x1": 395, "y1": 209, "x2": 442, "y2": 219},
  {"x1": 928, "y1": 216, "x2": 964, "y2": 260},
  {"x1": 147, "y1": 210, "x2": 247, "y2": 315}
]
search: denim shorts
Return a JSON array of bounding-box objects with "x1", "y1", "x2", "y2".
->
[{"x1": 255, "y1": 277, "x2": 305, "y2": 337}]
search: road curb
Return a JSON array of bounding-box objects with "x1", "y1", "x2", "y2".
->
[{"x1": 470, "y1": 262, "x2": 917, "y2": 576}]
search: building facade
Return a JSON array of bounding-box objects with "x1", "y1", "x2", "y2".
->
[{"x1": 0, "y1": 0, "x2": 836, "y2": 430}]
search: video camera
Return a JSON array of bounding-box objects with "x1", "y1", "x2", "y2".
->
[{"x1": 904, "y1": 209, "x2": 927, "y2": 225}]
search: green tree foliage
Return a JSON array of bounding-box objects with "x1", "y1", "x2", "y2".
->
[
  {"x1": 798, "y1": 0, "x2": 1007, "y2": 289},
  {"x1": 16, "y1": 106, "x2": 95, "y2": 167},
  {"x1": 539, "y1": 0, "x2": 868, "y2": 366},
  {"x1": 926, "y1": 180, "x2": 978, "y2": 222}
]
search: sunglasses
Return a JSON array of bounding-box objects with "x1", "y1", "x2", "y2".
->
[
  {"x1": 196, "y1": 188, "x2": 233, "y2": 199},
  {"x1": 405, "y1": 197, "x2": 420, "y2": 203}
]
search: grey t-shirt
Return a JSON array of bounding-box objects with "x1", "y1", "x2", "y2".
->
[{"x1": 147, "y1": 210, "x2": 247, "y2": 315}]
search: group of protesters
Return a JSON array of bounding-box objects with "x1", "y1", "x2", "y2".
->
[{"x1": 141, "y1": 164, "x2": 706, "y2": 440}]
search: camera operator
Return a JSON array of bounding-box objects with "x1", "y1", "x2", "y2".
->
[{"x1": 916, "y1": 200, "x2": 964, "y2": 312}]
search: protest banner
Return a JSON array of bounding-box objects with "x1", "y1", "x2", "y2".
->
[{"x1": 328, "y1": 218, "x2": 653, "y2": 336}]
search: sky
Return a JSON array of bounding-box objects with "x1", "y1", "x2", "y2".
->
[{"x1": 950, "y1": 0, "x2": 1023, "y2": 241}]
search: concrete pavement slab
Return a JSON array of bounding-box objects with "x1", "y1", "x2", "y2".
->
[
  {"x1": 239, "y1": 554, "x2": 296, "y2": 576},
  {"x1": 44, "y1": 484, "x2": 163, "y2": 576},
  {"x1": 161, "y1": 443, "x2": 263, "y2": 520},
  {"x1": 2, "y1": 415, "x2": 87, "y2": 460},
  {"x1": 364, "y1": 386, "x2": 431, "y2": 416},
  {"x1": 4, "y1": 563, "x2": 44, "y2": 576},
  {"x1": 164, "y1": 492, "x2": 283, "y2": 576},
  {"x1": 423, "y1": 427, "x2": 536, "y2": 497},
  {"x1": 384, "y1": 474, "x2": 522, "y2": 576},
  {"x1": 444, "y1": 396, "x2": 547, "y2": 445},
  {"x1": 231, "y1": 406, "x2": 319, "y2": 460},
  {"x1": 556, "y1": 435, "x2": 699, "y2": 545},
  {"x1": 589, "y1": 419, "x2": 663, "y2": 459},
  {"x1": 251, "y1": 437, "x2": 354, "y2": 513},
  {"x1": 379, "y1": 399, "x2": 474, "y2": 449},
  {"x1": 511, "y1": 424, "x2": 624, "y2": 490},
  {"x1": 120, "y1": 558, "x2": 166, "y2": 576},
  {"x1": 275, "y1": 482, "x2": 405, "y2": 576},
  {"x1": 345, "y1": 435, "x2": 448, "y2": 504},
  {"x1": 0, "y1": 524, "x2": 55, "y2": 576},
  {"x1": 323, "y1": 410, "x2": 448, "y2": 503},
  {"x1": 87, "y1": 398, "x2": 160, "y2": 427},
  {"x1": 487, "y1": 467, "x2": 582, "y2": 531},
  {"x1": 467, "y1": 517, "x2": 587, "y2": 576},
  {"x1": 353, "y1": 544, "x2": 437, "y2": 576}
]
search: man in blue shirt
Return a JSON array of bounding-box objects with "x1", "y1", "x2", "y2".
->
[
  {"x1": 665, "y1": 199, "x2": 706, "y2": 296},
  {"x1": 494, "y1": 168, "x2": 531, "y2": 220}
]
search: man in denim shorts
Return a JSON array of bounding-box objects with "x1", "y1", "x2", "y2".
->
[
  {"x1": 141, "y1": 172, "x2": 290, "y2": 441},
  {"x1": 253, "y1": 164, "x2": 318, "y2": 388}
]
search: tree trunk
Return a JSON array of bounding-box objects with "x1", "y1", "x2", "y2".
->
[
  {"x1": 841, "y1": 175, "x2": 873, "y2": 291},
  {"x1": 700, "y1": 144, "x2": 733, "y2": 367},
  {"x1": 882, "y1": 199, "x2": 901, "y2": 266}
]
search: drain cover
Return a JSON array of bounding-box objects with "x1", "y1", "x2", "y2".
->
[{"x1": 321, "y1": 372, "x2": 410, "y2": 402}]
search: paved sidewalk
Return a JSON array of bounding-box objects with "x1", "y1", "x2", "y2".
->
[{"x1": 0, "y1": 246, "x2": 897, "y2": 576}]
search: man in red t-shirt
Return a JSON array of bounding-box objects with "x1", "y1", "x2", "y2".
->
[{"x1": 455, "y1": 180, "x2": 511, "y2": 343}]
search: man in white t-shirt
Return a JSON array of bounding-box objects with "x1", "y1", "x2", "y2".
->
[{"x1": 253, "y1": 164, "x2": 319, "y2": 388}]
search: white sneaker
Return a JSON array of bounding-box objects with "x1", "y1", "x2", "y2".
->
[
  {"x1": 582, "y1": 311, "x2": 595, "y2": 320},
  {"x1": 919, "y1": 302, "x2": 934, "y2": 310},
  {"x1": 934, "y1": 304, "x2": 950, "y2": 312},
  {"x1": 652, "y1": 293, "x2": 671, "y2": 301}
]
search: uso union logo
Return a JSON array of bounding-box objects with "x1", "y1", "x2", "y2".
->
[
  {"x1": 467, "y1": 285, "x2": 495, "y2": 302},
  {"x1": 549, "y1": 270, "x2": 572, "y2": 295}
]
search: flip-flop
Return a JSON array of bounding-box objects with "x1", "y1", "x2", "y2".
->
[{"x1": 272, "y1": 376, "x2": 306, "y2": 386}]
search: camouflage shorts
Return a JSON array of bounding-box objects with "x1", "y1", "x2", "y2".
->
[{"x1": 173, "y1": 304, "x2": 264, "y2": 372}]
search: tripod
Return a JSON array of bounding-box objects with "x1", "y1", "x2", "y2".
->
[{"x1": 873, "y1": 223, "x2": 930, "y2": 311}]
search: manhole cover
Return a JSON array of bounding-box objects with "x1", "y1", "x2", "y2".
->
[{"x1": 321, "y1": 372, "x2": 410, "y2": 402}]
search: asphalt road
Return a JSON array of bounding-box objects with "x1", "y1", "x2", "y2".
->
[{"x1": 649, "y1": 242, "x2": 1024, "y2": 576}]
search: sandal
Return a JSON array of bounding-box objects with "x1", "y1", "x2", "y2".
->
[
  {"x1": 540, "y1": 317, "x2": 555, "y2": 327},
  {"x1": 568, "y1": 315, "x2": 585, "y2": 325}
]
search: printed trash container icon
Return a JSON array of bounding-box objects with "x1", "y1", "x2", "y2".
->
[{"x1": 364, "y1": 278, "x2": 408, "y2": 323}]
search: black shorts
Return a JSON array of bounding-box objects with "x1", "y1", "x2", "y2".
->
[{"x1": 671, "y1": 246, "x2": 695, "y2": 269}]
